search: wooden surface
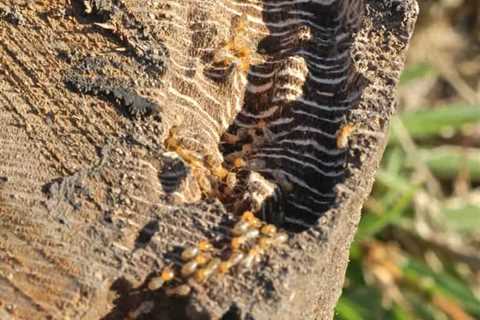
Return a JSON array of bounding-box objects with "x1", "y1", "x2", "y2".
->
[{"x1": 0, "y1": 0, "x2": 418, "y2": 319}]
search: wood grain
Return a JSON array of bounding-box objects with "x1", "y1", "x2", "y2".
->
[{"x1": 0, "y1": 0, "x2": 418, "y2": 319}]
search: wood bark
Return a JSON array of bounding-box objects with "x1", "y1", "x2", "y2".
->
[{"x1": 0, "y1": 0, "x2": 418, "y2": 319}]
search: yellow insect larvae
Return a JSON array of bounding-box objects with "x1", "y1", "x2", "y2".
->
[
  {"x1": 231, "y1": 13, "x2": 248, "y2": 37},
  {"x1": 180, "y1": 253, "x2": 211, "y2": 278},
  {"x1": 336, "y1": 123, "x2": 356, "y2": 149},
  {"x1": 177, "y1": 149, "x2": 203, "y2": 168},
  {"x1": 181, "y1": 240, "x2": 212, "y2": 262},
  {"x1": 181, "y1": 260, "x2": 199, "y2": 278},
  {"x1": 211, "y1": 165, "x2": 229, "y2": 180},
  {"x1": 241, "y1": 211, "x2": 256, "y2": 222},
  {"x1": 232, "y1": 220, "x2": 251, "y2": 236},
  {"x1": 181, "y1": 246, "x2": 200, "y2": 261},
  {"x1": 231, "y1": 236, "x2": 246, "y2": 251},
  {"x1": 165, "y1": 126, "x2": 180, "y2": 151},
  {"x1": 147, "y1": 276, "x2": 165, "y2": 291},
  {"x1": 218, "y1": 261, "x2": 231, "y2": 275},
  {"x1": 260, "y1": 224, "x2": 277, "y2": 237},
  {"x1": 212, "y1": 45, "x2": 233, "y2": 66},
  {"x1": 194, "y1": 253, "x2": 211, "y2": 265},
  {"x1": 240, "y1": 246, "x2": 262, "y2": 269},
  {"x1": 161, "y1": 267, "x2": 175, "y2": 281},
  {"x1": 258, "y1": 236, "x2": 273, "y2": 250},
  {"x1": 194, "y1": 258, "x2": 221, "y2": 283},
  {"x1": 231, "y1": 228, "x2": 260, "y2": 250},
  {"x1": 245, "y1": 227, "x2": 260, "y2": 240},
  {"x1": 224, "y1": 172, "x2": 237, "y2": 193},
  {"x1": 250, "y1": 216, "x2": 262, "y2": 229},
  {"x1": 273, "y1": 232, "x2": 288, "y2": 245},
  {"x1": 241, "y1": 211, "x2": 262, "y2": 229},
  {"x1": 204, "y1": 154, "x2": 229, "y2": 180},
  {"x1": 165, "y1": 127, "x2": 205, "y2": 169},
  {"x1": 165, "y1": 284, "x2": 192, "y2": 297},
  {"x1": 147, "y1": 266, "x2": 175, "y2": 290},
  {"x1": 223, "y1": 14, "x2": 251, "y2": 72},
  {"x1": 218, "y1": 251, "x2": 245, "y2": 274},
  {"x1": 233, "y1": 157, "x2": 247, "y2": 169},
  {"x1": 194, "y1": 170, "x2": 214, "y2": 197},
  {"x1": 229, "y1": 251, "x2": 246, "y2": 266},
  {"x1": 198, "y1": 240, "x2": 213, "y2": 251},
  {"x1": 238, "y1": 51, "x2": 251, "y2": 72}
]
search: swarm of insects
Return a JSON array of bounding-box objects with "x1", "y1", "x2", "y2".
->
[
  {"x1": 210, "y1": 14, "x2": 252, "y2": 75},
  {"x1": 143, "y1": 0, "x2": 364, "y2": 300},
  {"x1": 164, "y1": 126, "x2": 238, "y2": 200},
  {"x1": 147, "y1": 211, "x2": 288, "y2": 297}
]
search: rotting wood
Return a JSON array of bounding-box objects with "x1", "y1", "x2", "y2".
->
[{"x1": 0, "y1": 0, "x2": 418, "y2": 319}]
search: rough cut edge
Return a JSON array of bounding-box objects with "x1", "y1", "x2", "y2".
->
[
  {"x1": 216, "y1": 0, "x2": 420, "y2": 318},
  {"x1": 0, "y1": 0, "x2": 418, "y2": 319}
]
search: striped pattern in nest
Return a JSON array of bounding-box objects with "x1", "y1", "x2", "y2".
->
[{"x1": 222, "y1": 0, "x2": 366, "y2": 231}]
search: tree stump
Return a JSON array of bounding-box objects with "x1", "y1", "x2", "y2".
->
[{"x1": 0, "y1": 0, "x2": 418, "y2": 319}]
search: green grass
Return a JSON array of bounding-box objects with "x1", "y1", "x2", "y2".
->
[
  {"x1": 335, "y1": 62, "x2": 480, "y2": 320},
  {"x1": 390, "y1": 105, "x2": 480, "y2": 142}
]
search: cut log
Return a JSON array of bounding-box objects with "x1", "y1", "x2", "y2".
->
[{"x1": 0, "y1": 0, "x2": 418, "y2": 319}]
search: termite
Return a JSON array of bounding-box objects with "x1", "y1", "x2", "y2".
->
[
  {"x1": 241, "y1": 211, "x2": 262, "y2": 229},
  {"x1": 231, "y1": 228, "x2": 260, "y2": 250},
  {"x1": 147, "y1": 266, "x2": 175, "y2": 291},
  {"x1": 181, "y1": 246, "x2": 200, "y2": 261},
  {"x1": 233, "y1": 157, "x2": 247, "y2": 169},
  {"x1": 232, "y1": 220, "x2": 251, "y2": 236},
  {"x1": 194, "y1": 258, "x2": 221, "y2": 283},
  {"x1": 218, "y1": 251, "x2": 245, "y2": 274},
  {"x1": 336, "y1": 123, "x2": 356, "y2": 149},
  {"x1": 165, "y1": 284, "x2": 192, "y2": 297},
  {"x1": 260, "y1": 224, "x2": 277, "y2": 237},
  {"x1": 181, "y1": 253, "x2": 211, "y2": 277},
  {"x1": 240, "y1": 246, "x2": 262, "y2": 269}
]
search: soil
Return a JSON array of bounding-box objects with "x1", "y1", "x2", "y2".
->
[{"x1": 0, "y1": 0, "x2": 418, "y2": 319}]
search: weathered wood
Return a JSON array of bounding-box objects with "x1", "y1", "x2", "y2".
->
[{"x1": 0, "y1": 0, "x2": 417, "y2": 319}]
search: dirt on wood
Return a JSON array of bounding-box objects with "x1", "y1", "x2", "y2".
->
[{"x1": 0, "y1": 0, "x2": 417, "y2": 319}]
